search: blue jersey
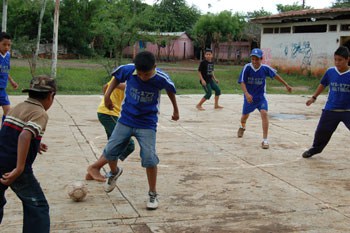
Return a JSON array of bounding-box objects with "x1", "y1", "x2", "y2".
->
[
  {"x1": 238, "y1": 63, "x2": 276, "y2": 102},
  {"x1": 321, "y1": 67, "x2": 350, "y2": 110},
  {"x1": 112, "y1": 64, "x2": 176, "y2": 130},
  {"x1": 0, "y1": 51, "x2": 10, "y2": 88}
]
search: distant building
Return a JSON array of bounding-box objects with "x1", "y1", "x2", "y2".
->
[
  {"x1": 252, "y1": 8, "x2": 350, "y2": 76},
  {"x1": 123, "y1": 32, "x2": 194, "y2": 60}
]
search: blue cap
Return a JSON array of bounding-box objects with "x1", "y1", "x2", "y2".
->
[{"x1": 250, "y1": 48, "x2": 263, "y2": 58}]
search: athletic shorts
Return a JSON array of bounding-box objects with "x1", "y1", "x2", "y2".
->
[
  {"x1": 0, "y1": 89, "x2": 10, "y2": 106},
  {"x1": 242, "y1": 98, "x2": 268, "y2": 115}
]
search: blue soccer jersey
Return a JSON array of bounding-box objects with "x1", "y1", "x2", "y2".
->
[
  {"x1": 111, "y1": 64, "x2": 176, "y2": 130},
  {"x1": 0, "y1": 51, "x2": 10, "y2": 88},
  {"x1": 238, "y1": 63, "x2": 277, "y2": 102},
  {"x1": 320, "y1": 67, "x2": 350, "y2": 110}
]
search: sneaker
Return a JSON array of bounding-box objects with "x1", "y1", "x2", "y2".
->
[
  {"x1": 146, "y1": 191, "x2": 159, "y2": 210},
  {"x1": 302, "y1": 150, "x2": 315, "y2": 158},
  {"x1": 237, "y1": 127, "x2": 245, "y2": 138},
  {"x1": 104, "y1": 167, "x2": 123, "y2": 193},
  {"x1": 261, "y1": 141, "x2": 269, "y2": 149}
]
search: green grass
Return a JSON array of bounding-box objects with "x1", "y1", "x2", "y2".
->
[{"x1": 6, "y1": 59, "x2": 322, "y2": 95}]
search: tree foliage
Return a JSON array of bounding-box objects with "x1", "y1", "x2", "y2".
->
[
  {"x1": 276, "y1": 2, "x2": 311, "y2": 13},
  {"x1": 332, "y1": 0, "x2": 350, "y2": 8}
]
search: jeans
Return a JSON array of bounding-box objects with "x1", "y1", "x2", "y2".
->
[
  {"x1": 97, "y1": 113, "x2": 135, "y2": 161},
  {"x1": 103, "y1": 122, "x2": 159, "y2": 168},
  {"x1": 0, "y1": 169, "x2": 50, "y2": 233}
]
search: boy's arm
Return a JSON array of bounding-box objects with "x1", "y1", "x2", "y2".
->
[
  {"x1": 0, "y1": 130, "x2": 32, "y2": 186},
  {"x1": 274, "y1": 74, "x2": 292, "y2": 93},
  {"x1": 240, "y1": 82, "x2": 253, "y2": 103},
  {"x1": 198, "y1": 71, "x2": 206, "y2": 86},
  {"x1": 8, "y1": 75, "x2": 18, "y2": 90},
  {"x1": 104, "y1": 78, "x2": 120, "y2": 110},
  {"x1": 306, "y1": 84, "x2": 325, "y2": 106},
  {"x1": 166, "y1": 91, "x2": 179, "y2": 121},
  {"x1": 212, "y1": 72, "x2": 219, "y2": 83}
]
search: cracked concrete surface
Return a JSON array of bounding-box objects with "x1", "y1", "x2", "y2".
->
[{"x1": 1, "y1": 94, "x2": 349, "y2": 233}]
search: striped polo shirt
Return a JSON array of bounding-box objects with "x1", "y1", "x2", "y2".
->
[{"x1": 0, "y1": 98, "x2": 48, "y2": 172}]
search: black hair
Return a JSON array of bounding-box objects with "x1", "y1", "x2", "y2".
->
[
  {"x1": 334, "y1": 46, "x2": 350, "y2": 59},
  {"x1": 134, "y1": 51, "x2": 156, "y2": 72},
  {"x1": 0, "y1": 32, "x2": 11, "y2": 41},
  {"x1": 205, "y1": 48, "x2": 212, "y2": 53}
]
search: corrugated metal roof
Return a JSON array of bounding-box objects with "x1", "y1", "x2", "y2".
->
[{"x1": 251, "y1": 8, "x2": 350, "y2": 24}]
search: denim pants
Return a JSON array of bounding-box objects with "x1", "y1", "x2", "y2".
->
[
  {"x1": 97, "y1": 113, "x2": 135, "y2": 161},
  {"x1": 0, "y1": 169, "x2": 50, "y2": 233},
  {"x1": 103, "y1": 122, "x2": 159, "y2": 168}
]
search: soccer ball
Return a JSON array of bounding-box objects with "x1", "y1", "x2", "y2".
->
[{"x1": 67, "y1": 181, "x2": 88, "y2": 202}]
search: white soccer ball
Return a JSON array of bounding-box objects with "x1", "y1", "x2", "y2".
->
[{"x1": 67, "y1": 181, "x2": 88, "y2": 202}]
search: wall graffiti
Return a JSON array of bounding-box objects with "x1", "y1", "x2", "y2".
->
[{"x1": 290, "y1": 41, "x2": 313, "y2": 73}]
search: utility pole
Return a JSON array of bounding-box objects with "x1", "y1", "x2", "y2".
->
[
  {"x1": 51, "y1": 0, "x2": 60, "y2": 78},
  {"x1": 2, "y1": 0, "x2": 8, "y2": 32}
]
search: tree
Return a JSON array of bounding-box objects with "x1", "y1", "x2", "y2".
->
[
  {"x1": 146, "y1": 0, "x2": 200, "y2": 32},
  {"x1": 332, "y1": 0, "x2": 350, "y2": 8},
  {"x1": 31, "y1": 0, "x2": 47, "y2": 75},
  {"x1": 276, "y1": 2, "x2": 311, "y2": 13},
  {"x1": 51, "y1": 0, "x2": 60, "y2": 78},
  {"x1": 2, "y1": 0, "x2": 7, "y2": 32}
]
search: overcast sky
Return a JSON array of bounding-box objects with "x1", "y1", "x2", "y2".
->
[{"x1": 144, "y1": 0, "x2": 334, "y2": 14}]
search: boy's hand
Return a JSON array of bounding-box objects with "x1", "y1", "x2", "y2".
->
[
  {"x1": 245, "y1": 92, "x2": 253, "y2": 103},
  {"x1": 0, "y1": 168, "x2": 22, "y2": 186},
  {"x1": 215, "y1": 79, "x2": 219, "y2": 84},
  {"x1": 104, "y1": 97, "x2": 114, "y2": 110},
  {"x1": 200, "y1": 79, "x2": 206, "y2": 86},
  {"x1": 10, "y1": 80, "x2": 19, "y2": 90},
  {"x1": 306, "y1": 98, "x2": 315, "y2": 106},
  {"x1": 285, "y1": 85, "x2": 292, "y2": 93},
  {"x1": 38, "y1": 143, "x2": 48, "y2": 154},
  {"x1": 172, "y1": 111, "x2": 179, "y2": 121}
]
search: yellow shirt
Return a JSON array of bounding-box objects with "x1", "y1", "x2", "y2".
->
[{"x1": 97, "y1": 78, "x2": 124, "y2": 117}]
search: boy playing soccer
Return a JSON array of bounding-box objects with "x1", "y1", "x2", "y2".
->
[
  {"x1": 86, "y1": 78, "x2": 135, "y2": 182},
  {"x1": 302, "y1": 46, "x2": 350, "y2": 158},
  {"x1": 237, "y1": 48, "x2": 292, "y2": 149},
  {"x1": 0, "y1": 32, "x2": 18, "y2": 124},
  {"x1": 0, "y1": 75, "x2": 56, "y2": 233},
  {"x1": 102, "y1": 51, "x2": 179, "y2": 210},
  {"x1": 196, "y1": 48, "x2": 223, "y2": 110}
]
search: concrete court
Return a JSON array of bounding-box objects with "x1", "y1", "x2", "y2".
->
[{"x1": 1, "y1": 94, "x2": 350, "y2": 233}]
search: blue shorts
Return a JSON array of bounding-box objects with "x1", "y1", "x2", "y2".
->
[
  {"x1": 103, "y1": 122, "x2": 159, "y2": 168},
  {"x1": 0, "y1": 89, "x2": 10, "y2": 106},
  {"x1": 242, "y1": 98, "x2": 268, "y2": 115}
]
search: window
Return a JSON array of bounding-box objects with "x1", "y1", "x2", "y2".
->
[
  {"x1": 263, "y1": 28, "x2": 273, "y2": 34},
  {"x1": 329, "y1": 25, "x2": 337, "y2": 32},
  {"x1": 280, "y1": 27, "x2": 291, "y2": 33},
  {"x1": 274, "y1": 28, "x2": 280, "y2": 33},
  {"x1": 294, "y1": 25, "x2": 327, "y2": 33},
  {"x1": 340, "y1": 24, "x2": 350, "y2": 31}
]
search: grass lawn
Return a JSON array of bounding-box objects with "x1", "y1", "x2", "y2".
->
[{"x1": 6, "y1": 58, "x2": 322, "y2": 96}]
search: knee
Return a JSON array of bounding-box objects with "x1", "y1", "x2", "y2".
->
[{"x1": 204, "y1": 92, "x2": 212, "y2": 99}]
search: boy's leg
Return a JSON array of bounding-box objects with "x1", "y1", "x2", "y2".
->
[
  {"x1": 103, "y1": 122, "x2": 132, "y2": 192},
  {"x1": 11, "y1": 172, "x2": 50, "y2": 233},
  {"x1": 196, "y1": 84, "x2": 212, "y2": 110},
  {"x1": 86, "y1": 155, "x2": 108, "y2": 182},
  {"x1": 305, "y1": 111, "x2": 340, "y2": 157},
  {"x1": 135, "y1": 128, "x2": 159, "y2": 209},
  {"x1": 237, "y1": 114, "x2": 249, "y2": 138},
  {"x1": 210, "y1": 81, "x2": 223, "y2": 109},
  {"x1": 1, "y1": 105, "x2": 10, "y2": 124},
  {"x1": 260, "y1": 109, "x2": 269, "y2": 139}
]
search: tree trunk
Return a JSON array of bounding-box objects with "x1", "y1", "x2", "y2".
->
[
  {"x1": 51, "y1": 0, "x2": 60, "y2": 78},
  {"x1": 32, "y1": 0, "x2": 47, "y2": 75},
  {"x1": 2, "y1": 0, "x2": 8, "y2": 32}
]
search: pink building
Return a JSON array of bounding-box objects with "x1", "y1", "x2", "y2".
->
[{"x1": 123, "y1": 32, "x2": 194, "y2": 60}]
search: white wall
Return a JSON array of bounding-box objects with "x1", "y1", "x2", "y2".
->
[{"x1": 260, "y1": 20, "x2": 350, "y2": 76}]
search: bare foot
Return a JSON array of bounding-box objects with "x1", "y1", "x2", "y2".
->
[
  {"x1": 196, "y1": 105, "x2": 205, "y2": 111},
  {"x1": 86, "y1": 166, "x2": 106, "y2": 182},
  {"x1": 214, "y1": 105, "x2": 224, "y2": 109}
]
